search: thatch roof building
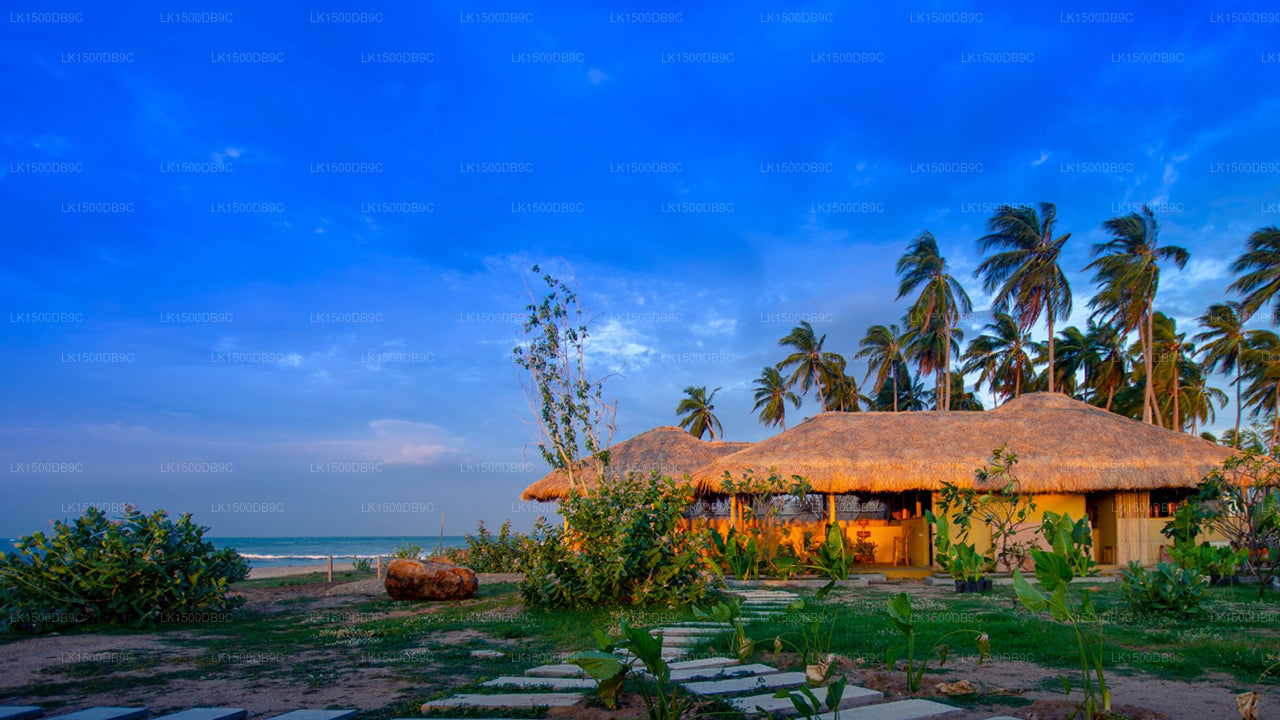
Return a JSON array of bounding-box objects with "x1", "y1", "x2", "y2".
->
[
  {"x1": 521, "y1": 426, "x2": 750, "y2": 501},
  {"x1": 690, "y1": 392, "x2": 1235, "y2": 495}
]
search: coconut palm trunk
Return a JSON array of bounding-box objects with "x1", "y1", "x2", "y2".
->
[
  {"x1": 943, "y1": 315, "x2": 953, "y2": 410},
  {"x1": 1046, "y1": 288, "x2": 1057, "y2": 393},
  {"x1": 1234, "y1": 364, "x2": 1243, "y2": 447},
  {"x1": 1142, "y1": 305, "x2": 1158, "y2": 425},
  {"x1": 1172, "y1": 344, "x2": 1181, "y2": 431}
]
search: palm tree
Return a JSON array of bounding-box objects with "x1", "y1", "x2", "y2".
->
[
  {"x1": 1195, "y1": 302, "x2": 1250, "y2": 446},
  {"x1": 1086, "y1": 205, "x2": 1189, "y2": 426},
  {"x1": 752, "y1": 366, "x2": 801, "y2": 430},
  {"x1": 1242, "y1": 330, "x2": 1280, "y2": 448},
  {"x1": 960, "y1": 312, "x2": 1039, "y2": 405},
  {"x1": 1043, "y1": 325, "x2": 1091, "y2": 398},
  {"x1": 903, "y1": 315, "x2": 964, "y2": 410},
  {"x1": 1149, "y1": 312, "x2": 1189, "y2": 430},
  {"x1": 943, "y1": 371, "x2": 984, "y2": 411},
  {"x1": 676, "y1": 386, "x2": 723, "y2": 440},
  {"x1": 869, "y1": 366, "x2": 929, "y2": 411},
  {"x1": 1229, "y1": 226, "x2": 1280, "y2": 323},
  {"x1": 777, "y1": 321, "x2": 844, "y2": 408},
  {"x1": 1178, "y1": 363, "x2": 1227, "y2": 436},
  {"x1": 822, "y1": 356, "x2": 866, "y2": 412},
  {"x1": 975, "y1": 202, "x2": 1073, "y2": 393},
  {"x1": 1085, "y1": 323, "x2": 1130, "y2": 412},
  {"x1": 855, "y1": 324, "x2": 910, "y2": 412},
  {"x1": 897, "y1": 230, "x2": 973, "y2": 410}
]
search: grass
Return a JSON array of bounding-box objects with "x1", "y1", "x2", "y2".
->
[{"x1": 3, "y1": 575, "x2": 1279, "y2": 715}]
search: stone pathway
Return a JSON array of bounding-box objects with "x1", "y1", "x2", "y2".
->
[
  {"x1": 413, "y1": 587, "x2": 1022, "y2": 719},
  {"x1": 0, "y1": 710, "x2": 351, "y2": 720}
]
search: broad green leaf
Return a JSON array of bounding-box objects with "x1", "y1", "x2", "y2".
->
[{"x1": 1012, "y1": 570, "x2": 1046, "y2": 612}]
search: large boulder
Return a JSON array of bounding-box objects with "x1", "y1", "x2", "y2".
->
[{"x1": 384, "y1": 558, "x2": 478, "y2": 601}]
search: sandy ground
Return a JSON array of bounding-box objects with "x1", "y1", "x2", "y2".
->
[{"x1": 246, "y1": 562, "x2": 357, "y2": 579}]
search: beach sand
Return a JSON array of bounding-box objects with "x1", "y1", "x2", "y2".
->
[{"x1": 247, "y1": 561, "x2": 358, "y2": 579}]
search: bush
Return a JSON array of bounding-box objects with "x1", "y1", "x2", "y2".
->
[
  {"x1": 0, "y1": 506, "x2": 248, "y2": 631},
  {"x1": 392, "y1": 543, "x2": 425, "y2": 559},
  {"x1": 520, "y1": 472, "x2": 709, "y2": 608},
  {"x1": 1120, "y1": 561, "x2": 1208, "y2": 616},
  {"x1": 458, "y1": 520, "x2": 536, "y2": 573}
]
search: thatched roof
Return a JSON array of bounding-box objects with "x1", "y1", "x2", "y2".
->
[
  {"x1": 690, "y1": 392, "x2": 1238, "y2": 495},
  {"x1": 521, "y1": 427, "x2": 751, "y2": 501}
]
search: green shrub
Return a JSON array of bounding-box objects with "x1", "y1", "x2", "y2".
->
[
  {"x1": 0, "y1": 506, "x2": 247, "y2": 631},
  {"x1": 1120, "y1": 561, "x2": 1209, "y2": 616},
  {"x1": 391, "y1": 543, "x2": 425, "y2": 559},
  {"x1": 459, "y1": 519, "x2": 536, "y2": 573},
  {"x1": 520, "y1": 472, "x2": 709, "y2": 608}
]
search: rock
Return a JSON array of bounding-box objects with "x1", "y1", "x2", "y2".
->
[{"x1": 384, "y1": 558, "x2": 478, "y2": 601}]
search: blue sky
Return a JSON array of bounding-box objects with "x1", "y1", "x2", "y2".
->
[{"x1": 2, "y1": 1, "x2": 1277, "y2": 537}]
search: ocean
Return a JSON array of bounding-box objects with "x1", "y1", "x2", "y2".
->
[
  {"x1": 210, "y1": 536, "x2": 470, "y2": 567},
  {"x1": 0, "y1": 536, "x2": 471, "y2": 569}
]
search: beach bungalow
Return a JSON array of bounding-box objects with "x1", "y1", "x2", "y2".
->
[
  {"x1": 521, "y1": 393, "x2": 1238, "y2": 569},
  {"x1": 688, "y1": 392, "x2": 1237, "y2": 568},
  {"x1": 520, "y1": 425, "x2": 750, "y2": 502}
]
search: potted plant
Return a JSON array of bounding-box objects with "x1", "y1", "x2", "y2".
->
[
  {"x1": 850, "y1": 538, "x2": 878, "y2": 565},
  {"x1": 928, "y1": 510, "x2": 991, "y2": 593}
]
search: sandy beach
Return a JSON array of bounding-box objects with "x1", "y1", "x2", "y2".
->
[{"x1": 246, "y1": 561, "x2": 358, "y2": 579}]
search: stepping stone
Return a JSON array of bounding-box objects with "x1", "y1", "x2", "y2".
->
[
  {"x1": 0, "y1": 709, "x2": 42, "y2": 720},
  {"x1": 422, "y1": 694, "x2": 583, "y2": 710},
  {"x1": 659, "y1": 635, "x2": 706, "y2": 647},
  {"x1": 668, "y1": 663, "x2": 779, "y2": 682},
  {"x1": 153, "y1": 712, "x2": 246, "y2": 720},
  {"x1": 470, "y1": 650, "x2": 504, "y2": 659},
  {"x1": 667, "y1": 656, "x2": 739, "y2": 670},
  {"x1": 684, "y1": 671, "x2": 808, "y2": 696},
  {"x1": 657, "y1": 626, "x2": 725, "y2": 636},
  {"x1": 731, "y1": 685, "x2": 882, "y2": 715},
  {"x1": 984, "y1": 717, "x2": 1023, "y2": 720},
  {"x1": 267, "y1": 714, "x2": 356, "y2": 720},
  {"x1": 54, "y1": 710, "x2": 147, "y2": 720},
  {"x1": 524, "y1": 664, "x2": 591, "y2": 679},
  {"x1": 675, "y1": 621, "x2": 732, "y2": 628},
  {"x1": 481, "y1": 676, "x2": 597, "y2": 690},
  {"x1": 816, "y1": 699, "x2": 963, "y2": 720}
]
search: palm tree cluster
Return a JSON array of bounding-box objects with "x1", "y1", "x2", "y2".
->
[{"x1": 672, "y1": 205, "x2": 1280, "y2": 450}]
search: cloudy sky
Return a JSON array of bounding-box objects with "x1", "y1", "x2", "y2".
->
[{"x1": 2, "y1": 2, "x2": 1277, "y2": 537}]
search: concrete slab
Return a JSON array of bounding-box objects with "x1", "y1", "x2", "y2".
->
[
  {"x1": 54, "y1": 710, "x2": 148, "y2": 720},
  {"x1": 656, "y1": 627, "x2": 725, "y2": 636},
  {"x1": 666, "y1": 656, "x2": 739, "y2": 670},
  {"x1": 524, "y1": 663, "x2": 591, "y2": 678},
  {"x1": 683, "y1": 671, "x2": 808, "y2": 696},
  {"x1": 152, "y1": 711, "x2": 246, "y2": 720},
  {"x1": 730, "y1": 684, "x2": 883, "y2": 715},
  {"x1": 667, "y1": 663, "x2": 779, "y2": 682},
  {"x1": 816, "y1": 699, "x2": 963, "y2": 720},
  {"x1": 481, "y1": 676, "x2": 596, "y2": 690},
  {"x1": 0, "y1": 709, "x2": 43, "y2": 720},
  {"x1": 266, "y1": 713, "x2": 357, "y2": 720},
  {"x1": 421, "y1": 694, "x2": 583, "y2": 710}
]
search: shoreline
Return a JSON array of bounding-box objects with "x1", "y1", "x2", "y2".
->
[{"x1": 246, "y1": 561, "x2": 359, "y2": 579}]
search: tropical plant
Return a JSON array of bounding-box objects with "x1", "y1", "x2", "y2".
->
[
  {"x1": 937, "y1": 446, "x2": 1038, "y2": 572},
  {"x1": 392, "y1": 543, "x2": 425, "y2": 559},
  {"x1": 570, "y1": 621, "x2": 691, "y2": 720},
  {"x1": 778, "y1": 321, "x2": 845, "y2": 408},
  {"x1": 1039, "y1": 511, "x2": 1098, "y2": 578},
  {"x1": 1086, "y1": 205, "x2": 1190, "y2": 426},
  {"x1": 822, "y1": 357, "x2": 865, "y2": 412},
  {"x1": 1012, "y1": 548, "x2": 1112, "y2": 718},
  {"x1": 676, "y1": 385, "x2": 723, "y2": 440},
  {"x1": 1193, "y1": 452, "x2": 1280, "y2": 597},
  {"x1": 850, "y1": 538, "x2": 877, "y2": 564},
  {"x1": 352, "y1": 557, "x2": 373, "y2": 573},
  {"x1": 902, "y1": 312, "x2": 964, "y2": 411},
  {"x1": 514, "y1": 264, "x2": 617, "y2": 492},
  {"x1": 1242, "y1": 330, "x2": 1280, "y2": 448},
  {"x1": 1196, "y1": 301, "x2": 1252, "y2": 445},
  {"x1": 806, "y1": 524, "x2": 851, "y2": 580},
  {"x1": 774, "y1": 676, "x2": 848, "y2": 720},
  {"x1": 927, "y1": 511, "x2": 988, "y2": 584},
  {"x1": 885, "y1": 592, "x2": 990, "y2": 694},
  {"x1": 710, "y1": 526, "x2": 763, "y2": 580},
  {"x1": 1120, "y1": 562, "x2": 1208, "y2": 617},
  {"x1": 897, "y1": 230, "x2": 973, "y2": 410},
  {"x1": 519, "y1": 472, "x2": 709, "y2": 608},
  {"x1": 943, "y1": 371, "x2": 985, "y2": 411},
  {"x1": 460, "y1": 519, "x2": 536, "y2": 573},
  {"x1": 0, "y1": 506, "x2": 248, "y2": 631},
  {"x1": 778, "y1": 597, "x2": 838, "y2": 666},
  {"x1": 694, "y1": 597, "x2": 754, "y2": 660},
  {"x1": 1229, "y1": 225, "x2": 1280, "y2": 323},
  {"x1": 960, "y1": 312, "x2": 1039, "y2": 404},
  {"x1": 753, "y1": 366, "x2": 802, "y2": 430},
  {"x1": 855, "y1": 324, "x2": 910, "y2": 412},
  {"x1": 1086, "y1": 323, "x2": 1131, "y2": 412},
  {"x1": 976, "y1": 201, "x2": 1073, "y2": 393}
]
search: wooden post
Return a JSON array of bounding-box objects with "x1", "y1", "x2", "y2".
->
[
  {"x1": 827, "y1": 493, "x2": 836, "y2": 525},
  {"x1": 376, "y1": 555, "x2": 382, "y2": 579},
  {"x1": 327, "y1": 555, "x2": 333, "y2": 583}
]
